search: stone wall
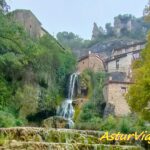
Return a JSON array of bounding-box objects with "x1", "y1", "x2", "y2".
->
[
  {"x1": 107, "y1": 53, "x2": 133, "y2": 75},
  {"x1": 77, "y1": 54, "x2": 105, "y2": 73},
  {"x1": 104, "y1": 82, "x2": 131, "y2": 116},
  {"x1": 10, "y1": 9, "x2": 46, "y2": 38},
  {"x1": 112, "y1": 43, "x2": 145, "y2": 56},
  {"x1": 107, "y1": 42, "x2": 145, "y2": 78}
]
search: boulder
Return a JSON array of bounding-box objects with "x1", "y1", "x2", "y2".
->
[
  {"x1": 103, "y1": 103, "x2": 115, "y2": 117},
  {"x1": 42, "y1": 116, "x2": 69, "y2": 129}
]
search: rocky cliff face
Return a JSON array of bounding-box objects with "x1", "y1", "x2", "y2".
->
[
  {"x1": 92, "y1": 15, "x2": 150, "y2": 39},
  {"x1": 92, "y1": 22, "x2": 105, "y2": 40},
  {"x1": 114, "y1": 15, "x2": 133, "y2": 36},
  {"x1": 73, "y1": 15, "x2": 150, "y2": 59},
  {"x1": 113, "y1": 15, "x2": 150, "y2": 37}
]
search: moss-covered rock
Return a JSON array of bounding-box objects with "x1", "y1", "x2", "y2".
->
[
  {"x1": 1, "y1": 142, "x2": 143, "y2": 150},
  {"x1": 42, "y1": 116, "x2": 69, "y2": 129},
  {"x1": 0, "y1": 127, "x2": 144, "y2": 150}
]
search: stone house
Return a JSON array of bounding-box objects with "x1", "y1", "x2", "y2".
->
[
  {"x1": 106, "y1": 41, "x2": 146, "y2": 78},
  {"x1": 9, "y1": 9, "x2": 47, "y2": 38},
  {"x1": 103, "y1": 72, "x2": 132, "y2": 116},
  {"x1": 103, "y1": 41, "x2": 146, "y2": 116},
  {"x1": 77, "y1": 41, "x2": 146, "y2": 116},
  {"x1": 77, "y1": 52, "x2": 105, "y2": 73}
]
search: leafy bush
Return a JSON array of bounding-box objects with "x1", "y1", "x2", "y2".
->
[
  {"x1": 101, "y1": 115, "x2": 117, "y2": 131},
  {"x1": 75, "y1": 122, "x2": 101, "y2": 130},
  {"x1": 78, "y1": 101, "x2": 97, "y2": 122},
  {"x1": 75, "y1": 70, "x2": 106, "y2": 130},
  {"x1": 0, "y1": 78, "x2": 11, "y2": 110},
  {"x1": 15, "y1": 119, "x2": 24, "y2": 126},
  {"x1": 0, "y1": 111, "x2": 16, "y2": 127},
  {"x1": 75, "y1": 116, "x2": 102, "y2": 130},
  {"x1": 117, "y1": 117, "x2": 133, "y2": 133},
  {"x1": 75, "y1": 113, "x2": 150, "y2": 132},
  {"x1": 14, "y1": 85, "x2": 39, "y2": 119}
]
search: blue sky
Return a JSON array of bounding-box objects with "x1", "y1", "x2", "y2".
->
[{"x1": 6, "y1": 0, "x2": 148, "y2": 39}]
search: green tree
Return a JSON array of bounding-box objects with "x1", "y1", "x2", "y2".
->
[
  {"x1": 0, "y1": 0, "x2": 9, "y2": 13},
  {"x1": 0, "y1": 78, "x2": 11, "y2": 109},
  {"x1": 14, "y1": 85, "x2": 39, "y2": 119},
  {"x1": 57, "y1": 31, "x2": 84, "y2": 49},
  {"x1": 0, "y1": 10, "x2": 76, "y2": 126},
  {"x1": 126, "y1": 33, "x2": 150, "y2": 121},
  {"x1": 76, "y1": 70, "x2": 106, "y2": 125}
]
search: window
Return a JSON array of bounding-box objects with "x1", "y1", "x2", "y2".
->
[
  {"x1": 121, "y1": 87, "x2": 127, "y2": 94},
  {"x1": 116, "y1": 59, "x2": 119, "y2": 69}
]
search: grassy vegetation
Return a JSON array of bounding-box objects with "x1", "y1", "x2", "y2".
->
[
  {"x1": 75, "y1": 114, "x2": 150, "y2": 133},
  {"x1": 75, "y1": 70, "x2": 106, "y2": 130},
  {"x1": 74, "y1": 70, "x2": 150, "y2": 134}
]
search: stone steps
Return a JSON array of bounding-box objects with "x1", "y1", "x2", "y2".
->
[
  {"x1": 0, "y1": 127, "x2": 144, "y2": 150},
  {"x1": 1, "y1": 141, "x2": 143, "y2": 150}
]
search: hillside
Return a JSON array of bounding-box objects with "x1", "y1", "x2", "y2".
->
[{"x1": 0, "y1": 10, "x2": 76, "y2": 127}]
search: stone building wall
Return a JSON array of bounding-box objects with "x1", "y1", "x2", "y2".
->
[
  {"x1": 107, "y1": 42, "x2": 145, "y2": 77},
  {"x1": 107, "y1": 53, "x2": 133, "y2": 75},
  {"x1": 112, "y1": 42, "x2": 145, "y2": 56},
  {"x1": 78, "y1": 57, "x2": 89, "y2": 73},
  {"x1": 77, "y1": 54, "x2": 105, "y2": 73},
  {"x1": 10, "y1": 9, "x2": 46, "y2": 38},
  {"x1": 103, "y1": 42, "x2": 146, "y2": 117},
  {"x1": 104, "y1": 82, "x2": 131, "y2": 116}
]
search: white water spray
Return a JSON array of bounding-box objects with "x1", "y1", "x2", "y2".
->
[{"x1": 57, "y1": 73, "x2": 78, "y2": 128}]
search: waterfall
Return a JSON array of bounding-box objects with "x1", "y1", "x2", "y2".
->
[{"x1": 57, "y1": 73, "x2": 78, "y2": 128}]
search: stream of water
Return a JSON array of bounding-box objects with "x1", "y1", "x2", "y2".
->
[{"x1": 57, "y1": 73, "x2": 78, "y2": 128}]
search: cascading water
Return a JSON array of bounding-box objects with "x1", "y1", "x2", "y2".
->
[{"x1": 57, "y1": 73, "x2": 78, "y2": 128}]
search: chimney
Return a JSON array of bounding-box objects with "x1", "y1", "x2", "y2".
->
[{"x1": 109, "y1": 76, "x2": 112, "y2": 81}]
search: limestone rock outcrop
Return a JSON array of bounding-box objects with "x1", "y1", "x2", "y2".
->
[{"x1": 42, "y1": 116, "x2": 69, "y2": 129}]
